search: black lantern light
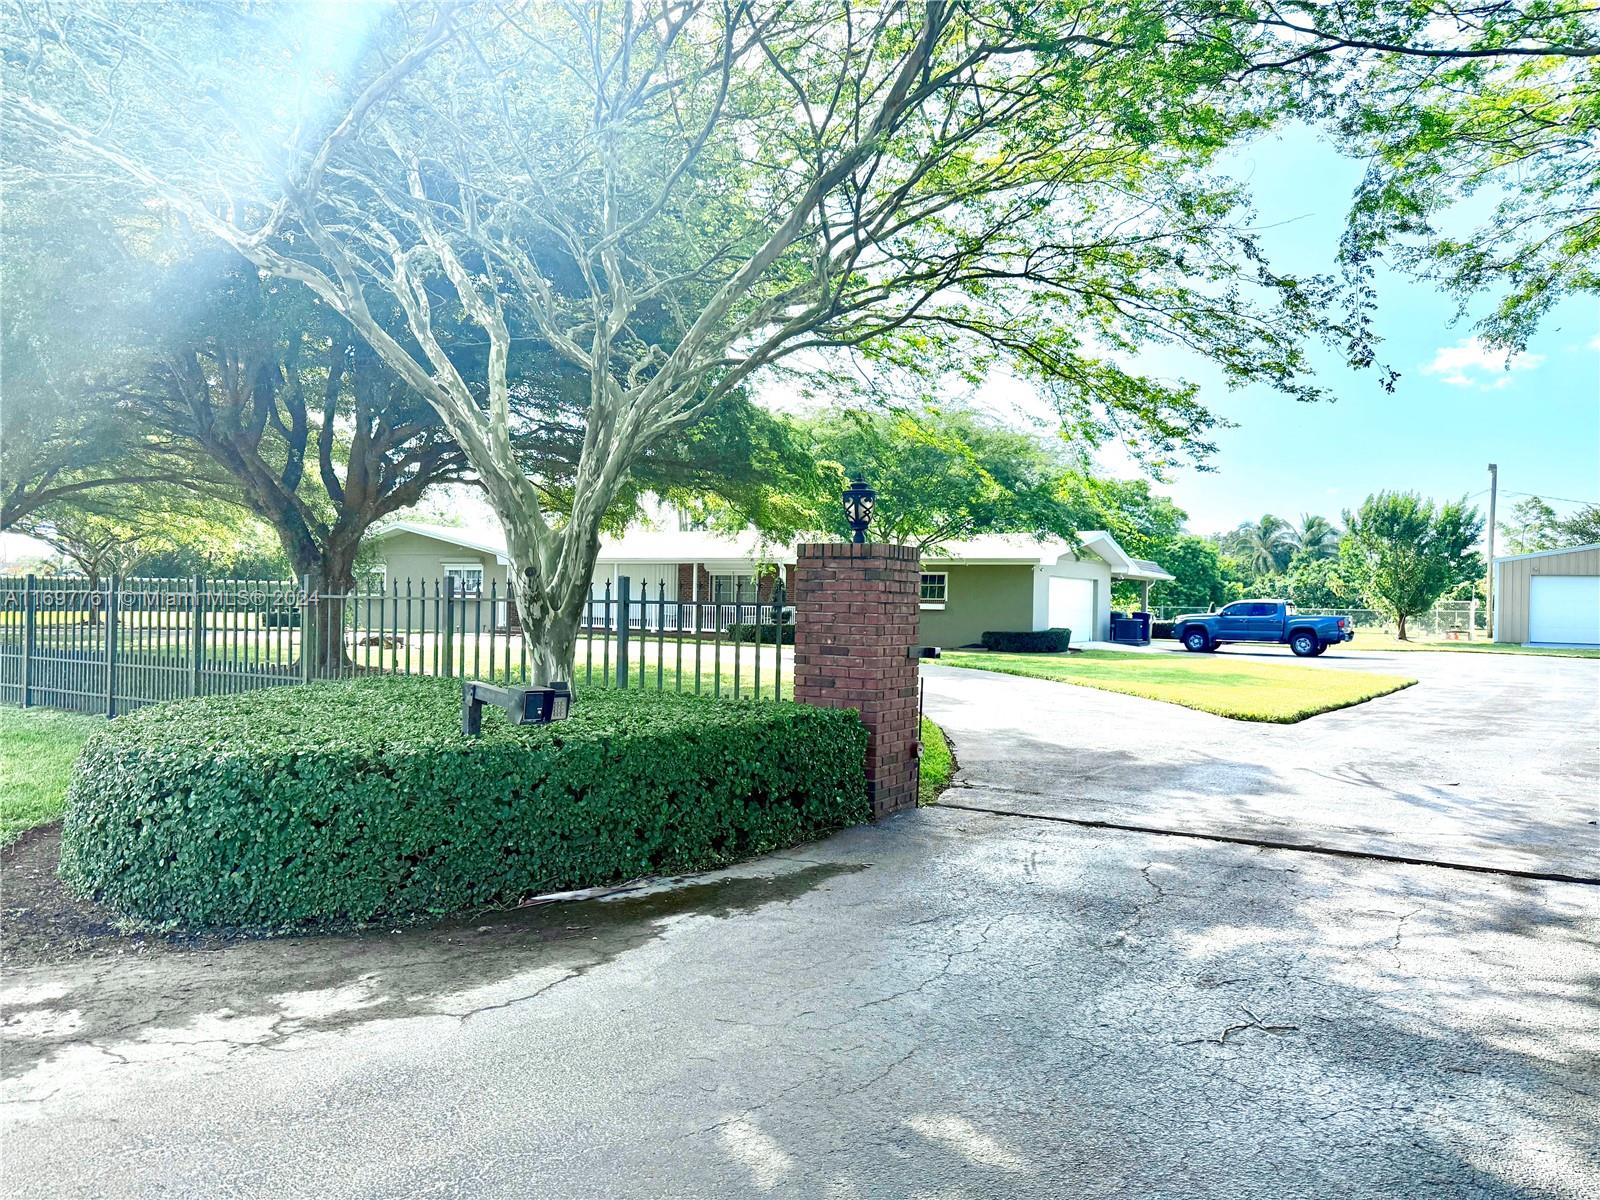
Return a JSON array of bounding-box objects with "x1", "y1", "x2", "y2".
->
[{"x1": 842, "y1": 475, "x2": 876, "y2": 544}]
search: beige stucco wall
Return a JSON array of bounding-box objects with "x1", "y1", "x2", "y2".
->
[
  {"x1": 373, "y1": 531, "x2": 512, "y2": 632},
  {"x1": 917, "y1": 565, "x2": 1036, "y2": 648},
  {"x1": 1495, "y1": 545, "x2": 1600, "y2": 643}
]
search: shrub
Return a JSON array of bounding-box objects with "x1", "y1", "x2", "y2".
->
[
  {"x1": 725, "y1": 622, "x2": 796, "y2": 645},
  {"x1": 1152, "y1": 621, "x2": 1176, "y2": 640},
  {"x1": 61, "y1": 677, "x2": 868, "y2": 929},
  {"x1": 979, "y1": 628, "x2": 1071, "y2": 653}
]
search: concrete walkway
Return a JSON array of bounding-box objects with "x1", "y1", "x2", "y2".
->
[{"x1": 923, "y1": 649, "x2": 1600, "y2": 879}]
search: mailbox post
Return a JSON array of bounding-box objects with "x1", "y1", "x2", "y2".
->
[{"x1": 461, "y1": 680, "x2": 573, "y2": 735}]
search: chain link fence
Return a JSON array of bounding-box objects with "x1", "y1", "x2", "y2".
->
[{"x1": 1148, "y1": 599, "x2": 1487, "y2": 637}]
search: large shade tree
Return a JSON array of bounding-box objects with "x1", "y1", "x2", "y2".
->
[
  {"x1": 9, "y1": 1, "x2": 1389, "y2": 680},
  {"x1": 116, "y1": 255, "x2": 473, "y2": 601},
  {"x1": 0, "y1": 199, "x2": 187, "y2": 530},
  {"x1": 1244, "y1": 1, "x2": 1599, "y2": 349},
  {"x1": 1340, "y1": 491, "x2": 1483, "y2": 639}
]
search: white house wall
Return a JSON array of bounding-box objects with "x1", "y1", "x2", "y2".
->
[
  {"x1": 588, "y1": 563, "x2": 681, "y2": 603},
  {"x1": 1028, "y1": 556, "x2": 1112, "y2": 642}
]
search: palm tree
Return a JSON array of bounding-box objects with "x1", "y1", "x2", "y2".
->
[
  {"x1": 1287, "y1": 514, "x2": 1340, "y2": 561},
  {"x1": 1225, "y1": 515, "x2": 1295, "y2": 577}
]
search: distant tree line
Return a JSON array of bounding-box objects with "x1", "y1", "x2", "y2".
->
[{"x1": 1496, "y1": 497, "x2": 1600, "y2": 557}]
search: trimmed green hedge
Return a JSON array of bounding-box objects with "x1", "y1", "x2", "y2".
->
[
  {"x1": 979, "y1": 628, "x2": 1071, "y2": 653},
  {"x1": 726, "y1": 622, "x2": 796, "y2": 645},
  {"x1": 61, "y1": 677, "x2": 868, "y2": 929}
]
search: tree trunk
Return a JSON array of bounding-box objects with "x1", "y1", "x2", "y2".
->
[
  {"x1": 298, "y1": 544, "x2": 360, "y2": 676},
  {"x1": 82, "y1": 567, "x2": 103, "y2": 626},
  {"x1": 500, "y1": 505, "x2": 599, "y2": 687},
  {"x1": 1396, "y1": 613, "x2": 1409, "y2": 641}
]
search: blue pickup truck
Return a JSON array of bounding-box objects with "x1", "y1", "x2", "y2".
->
[{"x1": 1172, "y1": 600, "x2": 1354, "y2": 657}]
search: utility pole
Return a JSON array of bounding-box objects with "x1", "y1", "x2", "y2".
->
[{"x1": 1485, "y1": 463, "x2": 1498, "y2": 640}]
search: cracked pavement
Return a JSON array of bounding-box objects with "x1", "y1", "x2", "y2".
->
[
  {"x1": 2, "y1": 648, "x2": 1598, "y2": 1198},
  {"x1": 923, "y1": 648, "x2": 1600, "y2": 878}
]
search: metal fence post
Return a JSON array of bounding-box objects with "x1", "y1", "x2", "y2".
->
[
  {"x1": 191, "y1": 574, "x2": 205, "y2": 696},
  {"x1": 301, "y1": 572, "x2": 317, "y2": 685},
  {"x1": 616, "y1": 575, "x2": 630, "y2": 689},
  {"x1": 21, "y1": 574, "x2": 36, "y2": 708},
  {"x1": 104, "y1": 577, "x2": 119, "y2": 718},
  {"x1": 442, "y1": 575, "x2": 456, "y2": 678}
]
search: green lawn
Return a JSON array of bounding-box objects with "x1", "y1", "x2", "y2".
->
[
  {"x1": 1, "y1": 707, "x2": 99, "y2": 845},
  {"x1": 1342, "y1": 633, "x2": 1600, "y2": 659},
  {"x1": 919, "y1": 717, "x2": 953, "y2": 805},
  {"x1": 942, "y1": 649, "x2": 1416, "y2": 723}
]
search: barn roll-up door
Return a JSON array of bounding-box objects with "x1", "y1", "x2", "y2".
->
[{"x1": 1528, "y1": 575, "x2": 1600, "y2": 645}]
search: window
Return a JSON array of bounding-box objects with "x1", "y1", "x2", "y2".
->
[
  {"x1": 711, "y1": 573, "x2": 756, "y2": 605},
  {"x1": 920, "y1": 572, "x2": 948, "y2": 605},
  {"x1": 444, "y1": 563, "x2": 485, "y2": 595},
  {"x1": 1220, "y1": 603, "x2": 1246, "y2": 618}
]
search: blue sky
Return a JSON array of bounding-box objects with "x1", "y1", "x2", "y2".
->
[{"x1": 1113, "y1": 124, "x2": 1599, "y2": 538}]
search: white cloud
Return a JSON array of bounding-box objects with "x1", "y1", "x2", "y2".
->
[
  {"x1": 1421, "y1": 338, "x2": 1545, "y2": 389},
  {"x1": 1588, "y1": 332, "x2": 1600, "y2": 352}
]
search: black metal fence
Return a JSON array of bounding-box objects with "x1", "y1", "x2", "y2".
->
[{"x1": 0, "y1": 573, "x2": 794, "y2": 716}]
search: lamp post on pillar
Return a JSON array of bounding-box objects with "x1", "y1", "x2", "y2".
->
[{"x1": 842, "y1": 476, "x2": 876, "y2": 544}]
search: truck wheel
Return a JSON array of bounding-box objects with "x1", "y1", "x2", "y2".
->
[
  {"x1": 1290, "y1": 631, "x2": 1319, "y2": 657},
  {"x1": 1183, "y1": 629, "x2": 1211, "y2": 653},
  {"x1": 1312, "y1": 643, "x2": 1329, "y2": 656}
]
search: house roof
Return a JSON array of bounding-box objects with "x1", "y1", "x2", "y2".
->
[
  {"x1": 920, "y1": 530, "x2": 1173, "y2": 580},
  {"x1": 919, "y1": 534, "x2": 1080, "y2": 567},
  {"x1": 1492, "y1": 542, "x2": 1600, "y2": 564},
  {"x1": 1127, "y1": 557, "x2": 1176, "y2": 583},
  {"x1": 371, "y1": 520, "x2": 791, "y2": 567},
  {"x1": 372, "y1": 520, "x2": 1173, "y2": 580},
  {"x1": 370, "y1": 521, "x2": 514, "y2": 563}
]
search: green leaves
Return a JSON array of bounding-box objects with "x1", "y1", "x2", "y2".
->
[
  {"x1": 1295, "y1": 0, "x2": 1600, "y2": 349},
  {"x1": 1339, "y1": 491, "x2": 1484, "y2": 632},
  {"x1": 60, "y1": 678, "x2": 869, "y2": 929}
]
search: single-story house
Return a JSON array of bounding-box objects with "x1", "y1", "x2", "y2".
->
[
  {"x1": 918, "y1": 532, "x2": 1172, "y2": 647},
  {"x1": 1492, "y1": 543, "x2": 1600, "y2": 646},
  {"x1": 367, "y1": 521, "x2": 1170, "y2": 646}
]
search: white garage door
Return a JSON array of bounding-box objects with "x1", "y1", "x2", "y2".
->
[
  {"x1": 1529, "y1": 575, "x2": 1600, "y2": 645},
  {"x1": 1047, "y1": 578, "x2": 1096, "y2": 645}
]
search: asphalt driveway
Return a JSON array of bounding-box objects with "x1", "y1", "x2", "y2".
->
[
  {"x1": 923, "y1": 649, "x2": 1600, "y2": 879},
  {"x1": 4, "y1": 808, "x2": 1598, "y2": 1199},
  {"x1": 3, "y1": 649, "x2": 1596, "y2": 1198}
]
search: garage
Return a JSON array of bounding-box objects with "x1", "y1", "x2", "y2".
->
[
  {"x1": 1529, "y1": 576, "x2": 1600, "y2": 645},
  {"x1": 1494, "y1": 544, "x2": 1600, "y2": 646},
  {"x1": 1047, "y1": 577, "x2": 1097, "y2": 646}
]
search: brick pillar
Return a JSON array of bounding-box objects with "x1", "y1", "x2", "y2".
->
[{"x1": 792, "y1": 543, "x2": 921, "y2": 819}]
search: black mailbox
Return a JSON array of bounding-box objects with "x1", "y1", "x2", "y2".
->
[
  {"x1": 910, "y1": 645, "x2": 942, "y2": 660},
  {"x1": 462, "y1": 680, "x2": 573, "y2": 735}
]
